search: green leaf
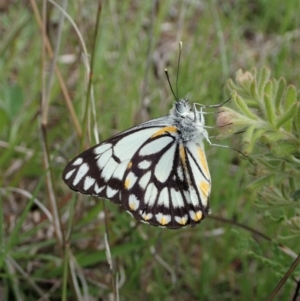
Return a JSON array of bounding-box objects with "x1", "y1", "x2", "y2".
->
[
  {"x1": 263, "y1": 81, "x2": 276, "y2": 126},
  {"x1": 242, "y1": 129, "x2": 256, "y2": 155},
  {"x1": 275, "y1": 77, "x2": 286, "y2": 110},
  {"x1": 246, "y1": 175, "x2": 274, "y2": 191},
  {"x1": 283, "y1": 85, "x2": 297, "y2": 132},
  {"x1": 257, "y1": 67, "x2": 271, "y2": 98},
  {"x1": 294, "y1": 104, "x2": 300, "y2": 133},
  {"x1": 270, "y1": 140, "x2": 297, "y2": 157},
  {"x1": 285, "y1": 85, "x2": 297, "y2": 110},
  {"x1": 243, "y1": 128, "x2": 267, "y2": 155},
  {"x1": 233, "y1": 92, "x2": 258, "y2": 120},
  {"x1": 276, "y1": 101, "x2": 298, "y2": 129},
  {"x1": 250, "y1": 80, "x2": 257, "y2": 98},
  {"x1": 242, "y1": 125, "x2": 255, "y2": 145},
  {"x1": 226, "y1": 78, "x2": 239, "y2": 93},
  {"x1": 261, "y1": 132, "x2": 285, "y2": 144},
  {"x1": 3, "y1": 85, "x2": 24, "y2": 118}
]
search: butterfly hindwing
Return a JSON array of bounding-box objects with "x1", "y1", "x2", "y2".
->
[{"x1": 120, "y1": 128, "x2": 211, "y2": 228}]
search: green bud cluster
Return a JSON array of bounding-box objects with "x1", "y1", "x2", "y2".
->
[
  {"x1": 223, "y1": 67, "x2": 299, "y2": 156},
  {"x1": 222, "y1": 67, "x2": 300, "y2": 238}
]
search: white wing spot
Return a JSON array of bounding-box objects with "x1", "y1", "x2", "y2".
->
[
  {"x1": 94, "y1": 183, "x2": 105, "y2": 194},
  {"x1": 189, "y1": 188, "x2": 200, "y2": 207},
  {"x1": 129, "y1": 194, "x2": 140, "y2": 211},
  {"x1": 101, "y1": 157, "x2": 119, "y2": 181},
  {"x1": 157, "y1": 187, "x2": 169, "y2": 208},
  {"x1": 171, "y1": 188, "x2": 184, "y2": 208},
  {"x1": 83, "y1": 176, "x2": 96, "y2": 190},
  {"x1": 113, "y1": 128, "x2": 161, "y2": 160},
  {"x1": 177, "y1": 165, "x2": 184, "y2": 181},
  {"x1": 94, "y1": 143, "x2": 112, "y2": 155},
  {"x1": 145, "y1": 183, "x2": 157, "y2": 207},
  {"x1": 155, "y1": 213, "x2": 171, "y2": 225},
  {"x1": 138, "y1": 160, "x2": 151, "y2": 169},
  {"x1": 139, "y1": 136, "x2": 173, "y2": 156},
  {"x1": 106, "y1": 186, "x2": 118, "y2": 198},
  {"x1": 96, "y1": 148, "x2": 113, "y2": 169},
  {"x1": 183, "y1": 190, "x2": 192, "y2": 204},
  {"x1": 112, "y1": 160, "x2": 130, "y2": 180},
  {"x1": 189, "y1": 210, "x2": 203, "y2": 221},
  {"x1": 138, "y1": 171, "x2": 151, "y2": 189},
  {"x1": 154, "y1": 142, "x2": 176, "y2": 182},
  {"x1": 65, "y1": 169, "x2": 75, "y2": 180},
  {"x1": 140, "y1": 211, "x2": 153, "y2": 221},
  {"x1": 175, "y1": 215, "x2": 188, "y2": 225},
  {"x1": 73, "y1": 163, "x2": 89, "y2": 186},
  {"x1": 125, "y1": 172, "x2": 138, "y2": 190},
  {"x1": 72, "y1": 157, "x2": 83, "y2": 166}
]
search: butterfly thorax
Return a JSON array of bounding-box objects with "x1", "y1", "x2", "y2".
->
[{"x1": 170, "y1": 99, "x2": 208, "y2": 144}]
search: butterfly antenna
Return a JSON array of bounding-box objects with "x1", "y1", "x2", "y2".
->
[
  {"x1": 165, "y1": 69, "x2": 178, "y2": 101},
  {"x1": 176, "y1": 41, "x2": 182, "y2": 100}
]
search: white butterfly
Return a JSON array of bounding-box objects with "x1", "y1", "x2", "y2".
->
[{"x1": 63, "y1": 98, "x2": 215, "y2": 229}]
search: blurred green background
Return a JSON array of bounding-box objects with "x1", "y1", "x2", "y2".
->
[{"x1": 0, "y1": 0, "x2": 299, "y2": 300}]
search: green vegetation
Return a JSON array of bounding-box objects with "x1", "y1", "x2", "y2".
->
[{"x1": 0, "y1": 1, "x2": 299, "y2": 300}]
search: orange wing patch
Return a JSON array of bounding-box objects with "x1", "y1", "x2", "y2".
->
[
  {"x1": 127, "y1": 161, "x2": 133, "y2": 169},
  {"x1": 142, "y1": 213, "x2": 153, "y2": 221},
  {"x1": 179, "y1": 144, "x2": 192, "y2": 185},
  {"x1": 179, "y1": 144, "x2": 186, "y2": 162},
  {"x1": 179, "y1": 144, "x2": 188, "y2": 171},
  {"x1": 175, "y1": 215, "x2": 188, "y2": 225},
  {"x1": 156, "y1": 213, "x2": 171, "y2": 225},
  {"x1": 199, "y1": 181, "x2": 210, "y2": 198},
  {"x1": 190, "y1": 210, "x2": 203, "y2": 222},
  {"x1": 124, "y1": 179, "x2": 130, "y2": 190},
  {"x1": 160, "y1": 217, "x2": 168, "y2": 225},
  {"x1": 151, "y1": 126, "x2": 177, "y2": 138},
  {"x1": 129, "y1": 200, "x2": 138, "y2": 210},
  {"x1": 197, "y1": 147, "x2": 210, "y2": 179}
]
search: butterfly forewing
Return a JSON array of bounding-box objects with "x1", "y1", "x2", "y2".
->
[{"x1": 63, "y1": 125, "x2": 167, "y2": 202}]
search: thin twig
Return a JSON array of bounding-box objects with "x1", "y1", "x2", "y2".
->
[
  {"x1": 5, "y1": 258, "x2": 23, "y2": 301},
  {"x1": 43, "y1": 0, "x2": 69, "y2": 123},
  {"x1": 209, "y1": 0, "x2": 229, "y2": 78},
  {"x1": 30, "y1": 0, "x2": 82, "y2": 138},
  {"x1": 138, "y1": 0, "x2": 157, "y2": 122},
  {"x1": 40, "y1": 109, "x2": 64, "y2": 251},
  {"x1": 81, "y1": 0, "x2": 103, "y2": 148},
  {"x1": 267, "y1": 254, "x2": 300, "y2": 301},
  {"x1": 150, "y1": 246, "x2": 177, "y2": 284}
]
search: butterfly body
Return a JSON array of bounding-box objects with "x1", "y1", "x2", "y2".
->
[{"x1": 63, "y1": 99, "x2": 211, "y2": 229}]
